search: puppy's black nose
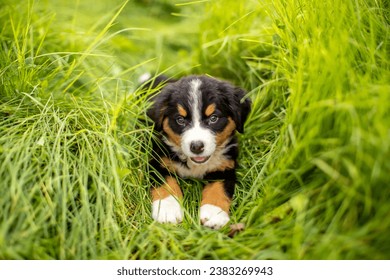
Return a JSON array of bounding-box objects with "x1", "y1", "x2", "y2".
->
[{"x1": 190, "y1": 141, "x2": 205, "y2": 154}]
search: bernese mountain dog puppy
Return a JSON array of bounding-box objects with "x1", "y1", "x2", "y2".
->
[{"x1": 145, "y1": 75, "x2": 251, "y2": 229}]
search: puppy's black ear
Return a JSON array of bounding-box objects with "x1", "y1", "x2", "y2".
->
[
  {"x1": 147, "y1": 89, "x2": 171, "y2": 131},
  {"x1": 232, "y1": 87, "x2": 251, "y2": 133}
]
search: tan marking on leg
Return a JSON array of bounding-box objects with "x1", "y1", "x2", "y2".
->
[
  {"x1": 204, "y1": 103, "x2": 216, "y2": 117},
  {"x1": 216, "y1": 117, "x2": 236, "y2": 146},
  {"x1": 177, "y1": 105, "x2": 187, "y2": 117},
  {"x1": 209, "y1": 159, "x2": 235, "y2": 173},
  {"x1": 201, "y1": 181, "x2": 231, "y2": 213},
  {"x1": 151, "y1": 176, "x2": 183, "y2": 202},
  {"x1": 162, "y1": 118, "x2": 181, "y2": 146}
]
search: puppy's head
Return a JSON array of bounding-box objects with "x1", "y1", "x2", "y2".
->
[{"x1": 147, "y1": 75, "x2": 251, "y2": 164}]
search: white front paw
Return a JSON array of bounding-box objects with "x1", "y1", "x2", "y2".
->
[
  {"x1": 200, "y1": 204, "x2": 230, "y2": 229},
  {"x1": 152, "y1": 195, "x2": 183, "y2": 224}
]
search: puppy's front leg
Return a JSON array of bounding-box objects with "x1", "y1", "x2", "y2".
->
[
  {"x1": 200, "y1": 180, "x2": 233, "y2": 229},
  {"x1": 151, "y1": 176, "x2": 183, "y2": 224}
]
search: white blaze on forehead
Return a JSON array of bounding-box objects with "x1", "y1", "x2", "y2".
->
[
  {"x1": 182, "y1": 78, "x2": 216, "y2": 160},
  {"x1": 188, "y1": 79, "x2": 202, "y2": 124}
]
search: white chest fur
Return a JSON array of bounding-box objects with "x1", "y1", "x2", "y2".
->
[{"x1": 174, "y1": 152, "x2": 225, "y2": 179}]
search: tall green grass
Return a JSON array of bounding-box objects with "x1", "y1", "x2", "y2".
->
[{"x1": 0, "y1": 0, "x2": 389, "y2": 259}]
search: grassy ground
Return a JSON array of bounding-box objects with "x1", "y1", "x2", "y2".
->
[{"x1": 0, "y1": 0, "x2": 389, "y2": 259}]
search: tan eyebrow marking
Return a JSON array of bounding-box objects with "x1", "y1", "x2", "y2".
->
[
  {"x1": 177, "y1": 105, "x2": 187, "y2": 117},
  {"x1": 205, "y1": 104, "x2": 216, "y2": 117}
]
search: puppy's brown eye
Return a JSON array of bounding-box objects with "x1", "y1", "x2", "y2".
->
[
  {"x1": 209, "y1": 115, "x2": 219, "y2": 124},
  {"x1": 176, "y1": 116, "x2": 186, "y2": 126}
]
